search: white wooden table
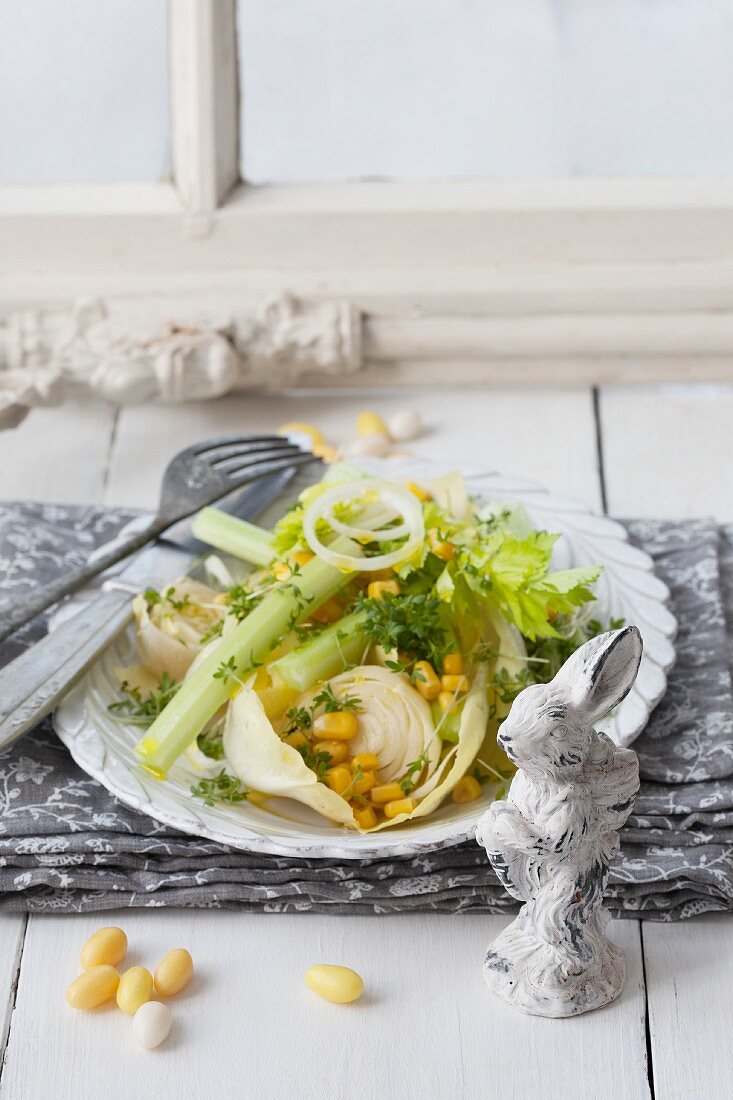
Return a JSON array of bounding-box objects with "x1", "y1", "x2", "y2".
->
[{"x1": 1, "y1": 383, "x2": 732, "y2": 1100}]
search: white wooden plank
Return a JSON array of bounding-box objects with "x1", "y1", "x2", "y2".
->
[
  {"x1": 643, "y1": 916, "x2": 733, "y2": 1100},
  {"x1": 0, "y1": 401, "x2": 116, "y2": 504},
  {"x1": 105, "y1": 388, "x2": 601, "y2": 510},
  {"x1": 600, "y1": 384, "x2": 733, "y2": 520},
  {"x1": 0, "y1": 916, "x2": 27, "y2": 1065},
  {"x1": 1, "y1": 911, "x2": 647, "y2": 1100}
]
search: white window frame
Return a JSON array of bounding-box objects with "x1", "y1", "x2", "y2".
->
[{"x1": 2, "y1": 0, "x2": 733, "y2": 384}]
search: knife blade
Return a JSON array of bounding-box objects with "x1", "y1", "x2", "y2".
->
[{"x1": 0, "y1": 466, "x2": 295, "y2": 750}]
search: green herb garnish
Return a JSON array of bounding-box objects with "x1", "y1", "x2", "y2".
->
[
  {"x1": 108, "y1": 673, "x2": 180, "y2": 726},
  {"x1": 312, "y1": 684, "x2": 361, "y2": 714},
  {"x1": 190, "y1": 769, "x2": 248, "y2": 806}
]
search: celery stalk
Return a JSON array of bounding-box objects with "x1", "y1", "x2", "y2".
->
[
  {"x1": 135, "y1": 547, "x2": 360, "y2": 775},
  {"x1": 191, "y1": 507, "x2": 274, "y2": 567},
  {"x1": 271, "y1": 611, "x2": 368, "y2": 692}
]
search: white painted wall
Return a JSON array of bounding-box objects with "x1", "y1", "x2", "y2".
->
[
  {"x1": 2, "y1": 0, "x2": 732, "y2": 187},
  {"x1": 239, "y1": 0, "x2": 733, "y2": 183},
  {"x1": 0, "y1": 0, "x2": 170, "y2": 184}
]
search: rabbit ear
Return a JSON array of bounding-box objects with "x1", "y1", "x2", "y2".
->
[{"x1": 553, "y1": 626, "x2": 643, "y2": 726}]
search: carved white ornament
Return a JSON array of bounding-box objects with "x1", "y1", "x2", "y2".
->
[
  {"x1": 476, "y1": 626, "x2": 642, "y2": 1018},
  {"x1": 0, "y1": 294, "x2": 362, "y2": 429}
]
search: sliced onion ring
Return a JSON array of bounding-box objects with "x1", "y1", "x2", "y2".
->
[
  {"x1": 328, "y1": 514, "x2": 411, "y2": 543},
  {"x1": 302, "y1": 479, "x2": 425, "y2": 572}
]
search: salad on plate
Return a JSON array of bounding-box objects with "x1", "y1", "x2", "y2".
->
[{"x1": 112, "y1": 465, "x2": 611, "y2": 833}]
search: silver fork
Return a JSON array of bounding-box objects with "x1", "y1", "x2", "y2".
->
[{"x1": 0, "y1": 434, "x2": 317, "y2": 643}]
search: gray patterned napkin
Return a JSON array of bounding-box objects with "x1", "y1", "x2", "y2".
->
[{"x1": 1, "y1": 503, "x2": 733, "y2": 921}]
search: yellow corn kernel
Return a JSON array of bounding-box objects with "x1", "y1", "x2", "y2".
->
[
  {"x1": 290, "y1": 550, "x2": 314, "y2": 568},
  {"x1": 259, "y1": 682, "x2": 299, "y2": 722},
  {"x1": 325, "y1": 766, "x2": 352, "y2": 796},
  {"x1": 367, "y1": 579, "x2": 401, "y2": 600},
  {"x1": 451, "y1": 776, "x2": 483, "y2": 804},
  {"x1": 305, "y1": 964, "x2": 364, "y2": 1004},
  {"x1": 352, "y1": 805, "x2": 378, "y2": 830},
  {"x1": 406, "y1": 480, "x2": 431, "y2": 502},
  {"x1": 356, "y1": 411, "x2": 388, "y2": 438},
  {"x1": 370, "y1": 782, "x2": 405, "y2": 805},
  {"x1": 438, "y1": 690, "x2": 455, "y2": 714},
  {"x1": 66, "y1": 965, "x2": 120, "y2": 1010},
  {"x1": 313, "y1": 711, "x2": 359, "y2": 741},
  {"x1": 154, "y1": 948, "x2": 194, "y2": 998},
  {"x1": 352, "y1": 770, "x2": 377, "y2": 796},
  {"x1": 283, "y1": 731, "x2": 309, "y2": 750},
  {"x1": 247, "y1": 790, "x2": 268, "y2": 806},
  {"x1": 442, "y1": 674, "x2": 469, "y2": 694},
  {"x1": 311, "y1": 597, "x2": 343, "y2": 623},
  {"x1": 273, "y1": 561, "x2": 292, "y2": 581},
  {"x1": 315, "y1": 740, "x2": 350, "y2": 764},
  {"x1": 116, "y1": 966, "x2": 154, "y2": 1016},
  {"x1": 429, "y1": 536, "x2": 455, "y2": 561},
  {"x1": 277, "y1": 421, "x2": 325, "y2": 448},
  {"x1": 414, "y1": 661, "x2": 441, "y2": 701},
  {"x1": 443, "y1": 653, "x2": 463, "y2": 676},
  {"x1": 213, "y1": 592, "x2": 229, "y2": 605},
  {"x1": 351, "y1": 752, "x2": 381, "y2": 770},
  {"x1": 80, "y1": 926, "x2": 127, "y2": 970},
  {"x1": 384, "y1": 797, "x2": 416, "y2": 819},
  {"x1": 253, "y1": 667, "x2": 270, "y2": 690}
]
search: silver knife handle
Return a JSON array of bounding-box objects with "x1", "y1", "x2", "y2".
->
[
  {"x1": 0, "y1": 586, "x2": 134, "y2": 750},
  {"x1": 0, "y1": 513, "x2": 163, "y2": 645}
]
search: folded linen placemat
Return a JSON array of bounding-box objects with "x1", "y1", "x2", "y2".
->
[{"x1": 2, "y1": 503, "x2": 733, "y2": 921}]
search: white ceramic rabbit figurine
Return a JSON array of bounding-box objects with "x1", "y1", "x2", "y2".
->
[{"x1": 476, "y1": 626, "x2": 642, "y2": 1018}]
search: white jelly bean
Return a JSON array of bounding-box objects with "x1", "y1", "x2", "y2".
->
[
  {"x1": 341, "y1": 434, "x2": 391, "y2": 459},
  {"x1": 387, "y1": 409, "x2": 421, "y2": 442},
  {"x1": 133, "y1": 1000, "x2": 172, "y2": 1049}
]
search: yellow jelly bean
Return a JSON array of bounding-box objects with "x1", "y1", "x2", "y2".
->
[
  {"x1": 116, "y1": 966, "x2": 154, "y2": 1016},
  {"x1": 277, "y1": 422, "x2": 325, "y2": 448},
  {"x1": 154, "y1": 948, "x2": 194, "y2": 997},
  {"x1": 356, "y1": 411, "x2": 388, "y2": 438},
  {"x1": 305, "y1": 964, "x2": 364, "y2": 1004},
  {"x1": 80, "y1": 926, "x2": 127, "y2": 970},
  {"x1": 66, "y1": 965, "x2": 120, "y2": 1010}
]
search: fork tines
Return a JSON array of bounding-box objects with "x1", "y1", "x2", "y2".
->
[
  {"x1": 222, "y1": 449, "x2": 318, "y2": 481},
  {"x1": 207, "y1": 441, "x2": 305, "y2": 470},
  {"x1": 192, "y1": 434, "x2": 293, "y2": 457}
]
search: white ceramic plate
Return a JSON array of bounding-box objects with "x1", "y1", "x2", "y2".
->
[{"x1": 53, "y1": 456, "x2": 677, "y2": 859}]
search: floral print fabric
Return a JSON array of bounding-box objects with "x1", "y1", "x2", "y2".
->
[{"x1": 1, "y1": 503, "x2": 732, "y2": 920}]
